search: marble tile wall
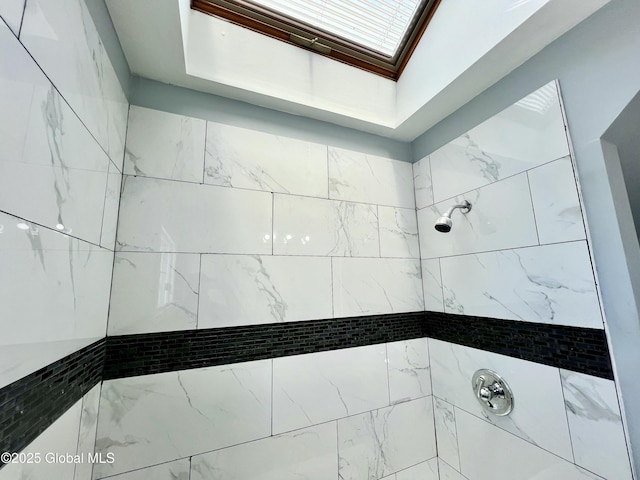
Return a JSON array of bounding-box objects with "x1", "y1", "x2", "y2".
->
[
  {"x1": 416, "y1": 82, "x2": 633, "y2": 480},
  {"x1": 93, "y1": 339, "x2": 435, "y2": 479},
  {"x1": 109, "y1": 107, "x2": 422, "y2": 335},
  {"x1": 0, "y1": 385, "x2": 102, "y2": 480},
  {"x1": 414, "y1": 81, "x2": 600, "y2": 330},
  {"x1": 0, "y1": 3, "x2": 126, "y2": 477},
  {"x1": 428, "y1": 338, "x2": 633, "y2": 480},
  {"x1": 0, "y1": 0, "x2": 127, "y2": 390}
]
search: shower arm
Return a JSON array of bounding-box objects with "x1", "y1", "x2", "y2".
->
[{"x1": 442, "y1": 200, "x2": 472, "y2": 217}]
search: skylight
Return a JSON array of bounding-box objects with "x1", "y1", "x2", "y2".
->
[
  {"x1": 192, "y1": 0, "x2": 440, "y2": 80},
  {"x1": 247, "y1": 0, "x2": 423, "y2": 57}
]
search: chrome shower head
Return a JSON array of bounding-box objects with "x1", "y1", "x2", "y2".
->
[{"x1": 434, "y1": 200, "x2": 471, "y2": 233}]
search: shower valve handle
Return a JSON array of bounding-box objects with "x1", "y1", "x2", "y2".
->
[{"x1": 471, "y1": 369, "x2": 513, "y2": 416}]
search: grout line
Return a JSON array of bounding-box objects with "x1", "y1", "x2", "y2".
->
[
  {"x1": 376, "y1": 205, "x2": 382, "y2": 258},
  {"x1": 0, "y1": 209, "x2": 110, "y2": 252},
  {"x1": 385, "y1": 343, "x2": 391, "y2": 406},
  {"x1": 451, "y1": 403, "x2": 581, "y2": 468},
  {"x1": 13, "y1": 25, "x2": 125, "y2": 173},
  {"x1": 335, "y1": 420, "x2": 340, "y2": 477},
  {"x1": 195, "y1": 254, "x2": 203, "y2": 330},
  {"x1": 421, "y1": 238, "x2": 589, "y2": 261},
  {"x1": 96, "y1": 178, "x2": 112, "y2": 249},
  {"x1": 412, "y1": 160, "x2": 426, "y2": 311},
  {"x1": 330, "y1": 257, "x2": 335, "y2": 318},
  {"x1": 558, "y1": 369, "x2": 577, "y2": 464},
  {"x1": 424, "y1": 154, "x2": 571, "y2": 210},
  {"x1": 103, "y1": 111, "x2": 130, "y2": 338},
  {"x1": 451, "y1": 399, "x2": 463, "y2": 473},
  {"x1": 426, "y1": 154, "x2": 435, "y2": 208},
  {"x1": 95, "y1": 395, "x2": 430, "y2": 480},
  {"x1": 17, "y1": 0, "x2": 27, "y2": 39},
  {"x1": 271, "y1": 193, "x2": 275, "y2": 255},
  {"x1": 437, "y1": 258, "x2": 446, "y2": 313},
  {"x1": 385, "y1": 456, "x2": 439, "y2": 478},
  {"x1": 439, "y1": 457, "x2": 469, "y2": 479},
  {"x1": 71, "y1": 390, "x2": 85, "y2": 480},
  {"x1": 115, "y1": 250, "x2": 424, "y2": 260},
  {"x1": 430, "y1": 394, "x2": 440, "y2": 466},
  {"x1": 119, "y1": 173, "x2": 414, "y2": 210},
  {"x1": 270, "y1": 358, "x2": 274, "y2": 437},
  {"x1": 90, "y1": 382, "x2": 104, "y2": 480},
  {"x1": 326, "y1": 146, "x2": 330, "y2": 200},
  {"x1": 526, "y1": 171, "x2": 541, "y2": 246},
  {"x1": 202, "y1": 121, "x2": 207, "y2": 185}
]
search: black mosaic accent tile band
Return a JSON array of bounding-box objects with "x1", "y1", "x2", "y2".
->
[
  {"x1": 104, "y1": 311, "x2": 613, "y2": 381},
  {"x1": 424, "y1": 311, "x2": 613, "y2": 379},
  {"x1": 0, "y1": 339, "x2": 105, "y2": 464},
  {"x1": 0, "y1": 310, "x2": 614, "y2": 465},
  {"x1": 103, "y1": 312, "x2": 425, "y2": 379}
]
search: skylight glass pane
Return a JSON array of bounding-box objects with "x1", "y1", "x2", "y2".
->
[{"x1": 248, "y1": 0, "x2": 422, "y2": 56}]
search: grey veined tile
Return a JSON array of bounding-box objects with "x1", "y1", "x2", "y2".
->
[
  {"x1": 191, "y1": 423, "x2": 337, "y2": 480},
  {"x1": 93, "y1": 360, "x2": 272, "y2": 478},
  {"x1": 124, "y1": 106, "x2": 206, "y2": 183},
  {"x1": 456, "y1": 409, "x2": 604, "y2": 480},
  {"x1": 561, "y1": 370, "x2": 633, "y2": 480},
  {"x1": 528, "y1": 156, "x2": 586, "y2": 245},
  {"x1": 329, "y1": 146, "x2": 414, "y2": 208},
  {"x1": 205, "y1": 121, "x2": 328, "y2": 197},
  {"x1": 429, "y1": 81, "x2": 568, "y2": 204},
  {"x1": 440, "y1": 241, "x2": 602, "y2": 329},
  {"x1": 338, "y1": 397, "x2": 436, "y2": 480}
]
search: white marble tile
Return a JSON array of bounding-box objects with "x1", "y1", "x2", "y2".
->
[
  {"x1": 94, "y1": 360, "x2": 272, "y2": 478},
  {"x1": 328, "y1": 146, "x2": 415, "y2": 208},
  {"x1": 0, "y1": 212, "x2": 112, "y2": 348},
  {"x1": 205, "y1": 122, "x2": 328, "y2": 197},
  {"x1": 528, "y1": 157, "x2": 586, "y2": 244},
  {"x1": 273, "y1": 194, "x2": 379, "y2": 257},
  {"x1": 379, "y1": 207, "x2": 420, "y2": 258},
  {"x1": 434, "y1": 398, "x2": 460, "y2": 471},
  {"x1": 430, "y1": 82, "x2": 569, "y2": 203},
  {"x1": 456, "y1": 408, "x2": 604, "y2": 480},
  {"x1": 0, "y1": 398, "x2": 82, "y2": 480},
  {"x1": 338, "y1": 397, "x2": 436, "y2": 480},
  {"x1": 108, "y1": 252, "x2": 200, "y2": 335},
  {"x1": 439, "y1": 460, "x2": 468, "y2": 480},
  {"x1": 198, "y1": 254, "x2": 332, "y2": 328},
  {"x1": 124, "y1": 106, "x2": 206, "y2": 183},
  {"x1": 418, "y1": 174, "x2": 538, "y2": 259},
  {"x1": 0, "y1": 24, "x2": 112, "y2": 245},
  {"x1": 561, "y1": 370, "x2": 633, "y2": 480},
  {"x1": 332, "y1": 258, "x2": 424, "y2": 317},
  {"x1": 440, "y1": 241, "x2": 603, "y2": 328},
  {"x1": 191, "y1": 422, "x2": 338, "y2": 480},
  {"x1": 116, "y1": 176, "x2": 272, "y2": 254},
  {"x1": 0, "y1": 338, "x2": 99, "y2": 389},
  {"x1": 387, "y1": 339, "x2": 431, "y2": 404},
  {"x1": 0, "y1": 0, "x2": 24, "y2": 35},
  {"x1": 101, "y1": 161, "x2": 122, "y2": 250},
  {"x1": 413, "y1": 155, "x2": 434, "y2": 209},
  {"x1": 74, "y1": 384, "x2": 102, "y2": 480},
  {"x1": 272, "y1": 344, "x2": 388, "y2": 434},
  {"x1": 20, "y1": 0, "x2": 128, "y2": 167},
  {"x1": 396, "y1": 459, "x2": 439, "y2": 480},
  {"x1": 422, "y1": 258, "x2": 444, "y2": 312},
  {"x1": 429, "y1": 339, "x2": 574, "y2": 461},
  {"x1": 100, "y1": 460, "x2": 190, "y2": 480}
]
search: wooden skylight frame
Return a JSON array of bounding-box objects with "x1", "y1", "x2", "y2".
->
[{"x1": 191, "y1": 0, "x2": 442, "y2": 80}]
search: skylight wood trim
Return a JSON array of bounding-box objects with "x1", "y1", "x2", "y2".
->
[{"x1": 191, "y1": 0, "x2": 441, "y2": 80}]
